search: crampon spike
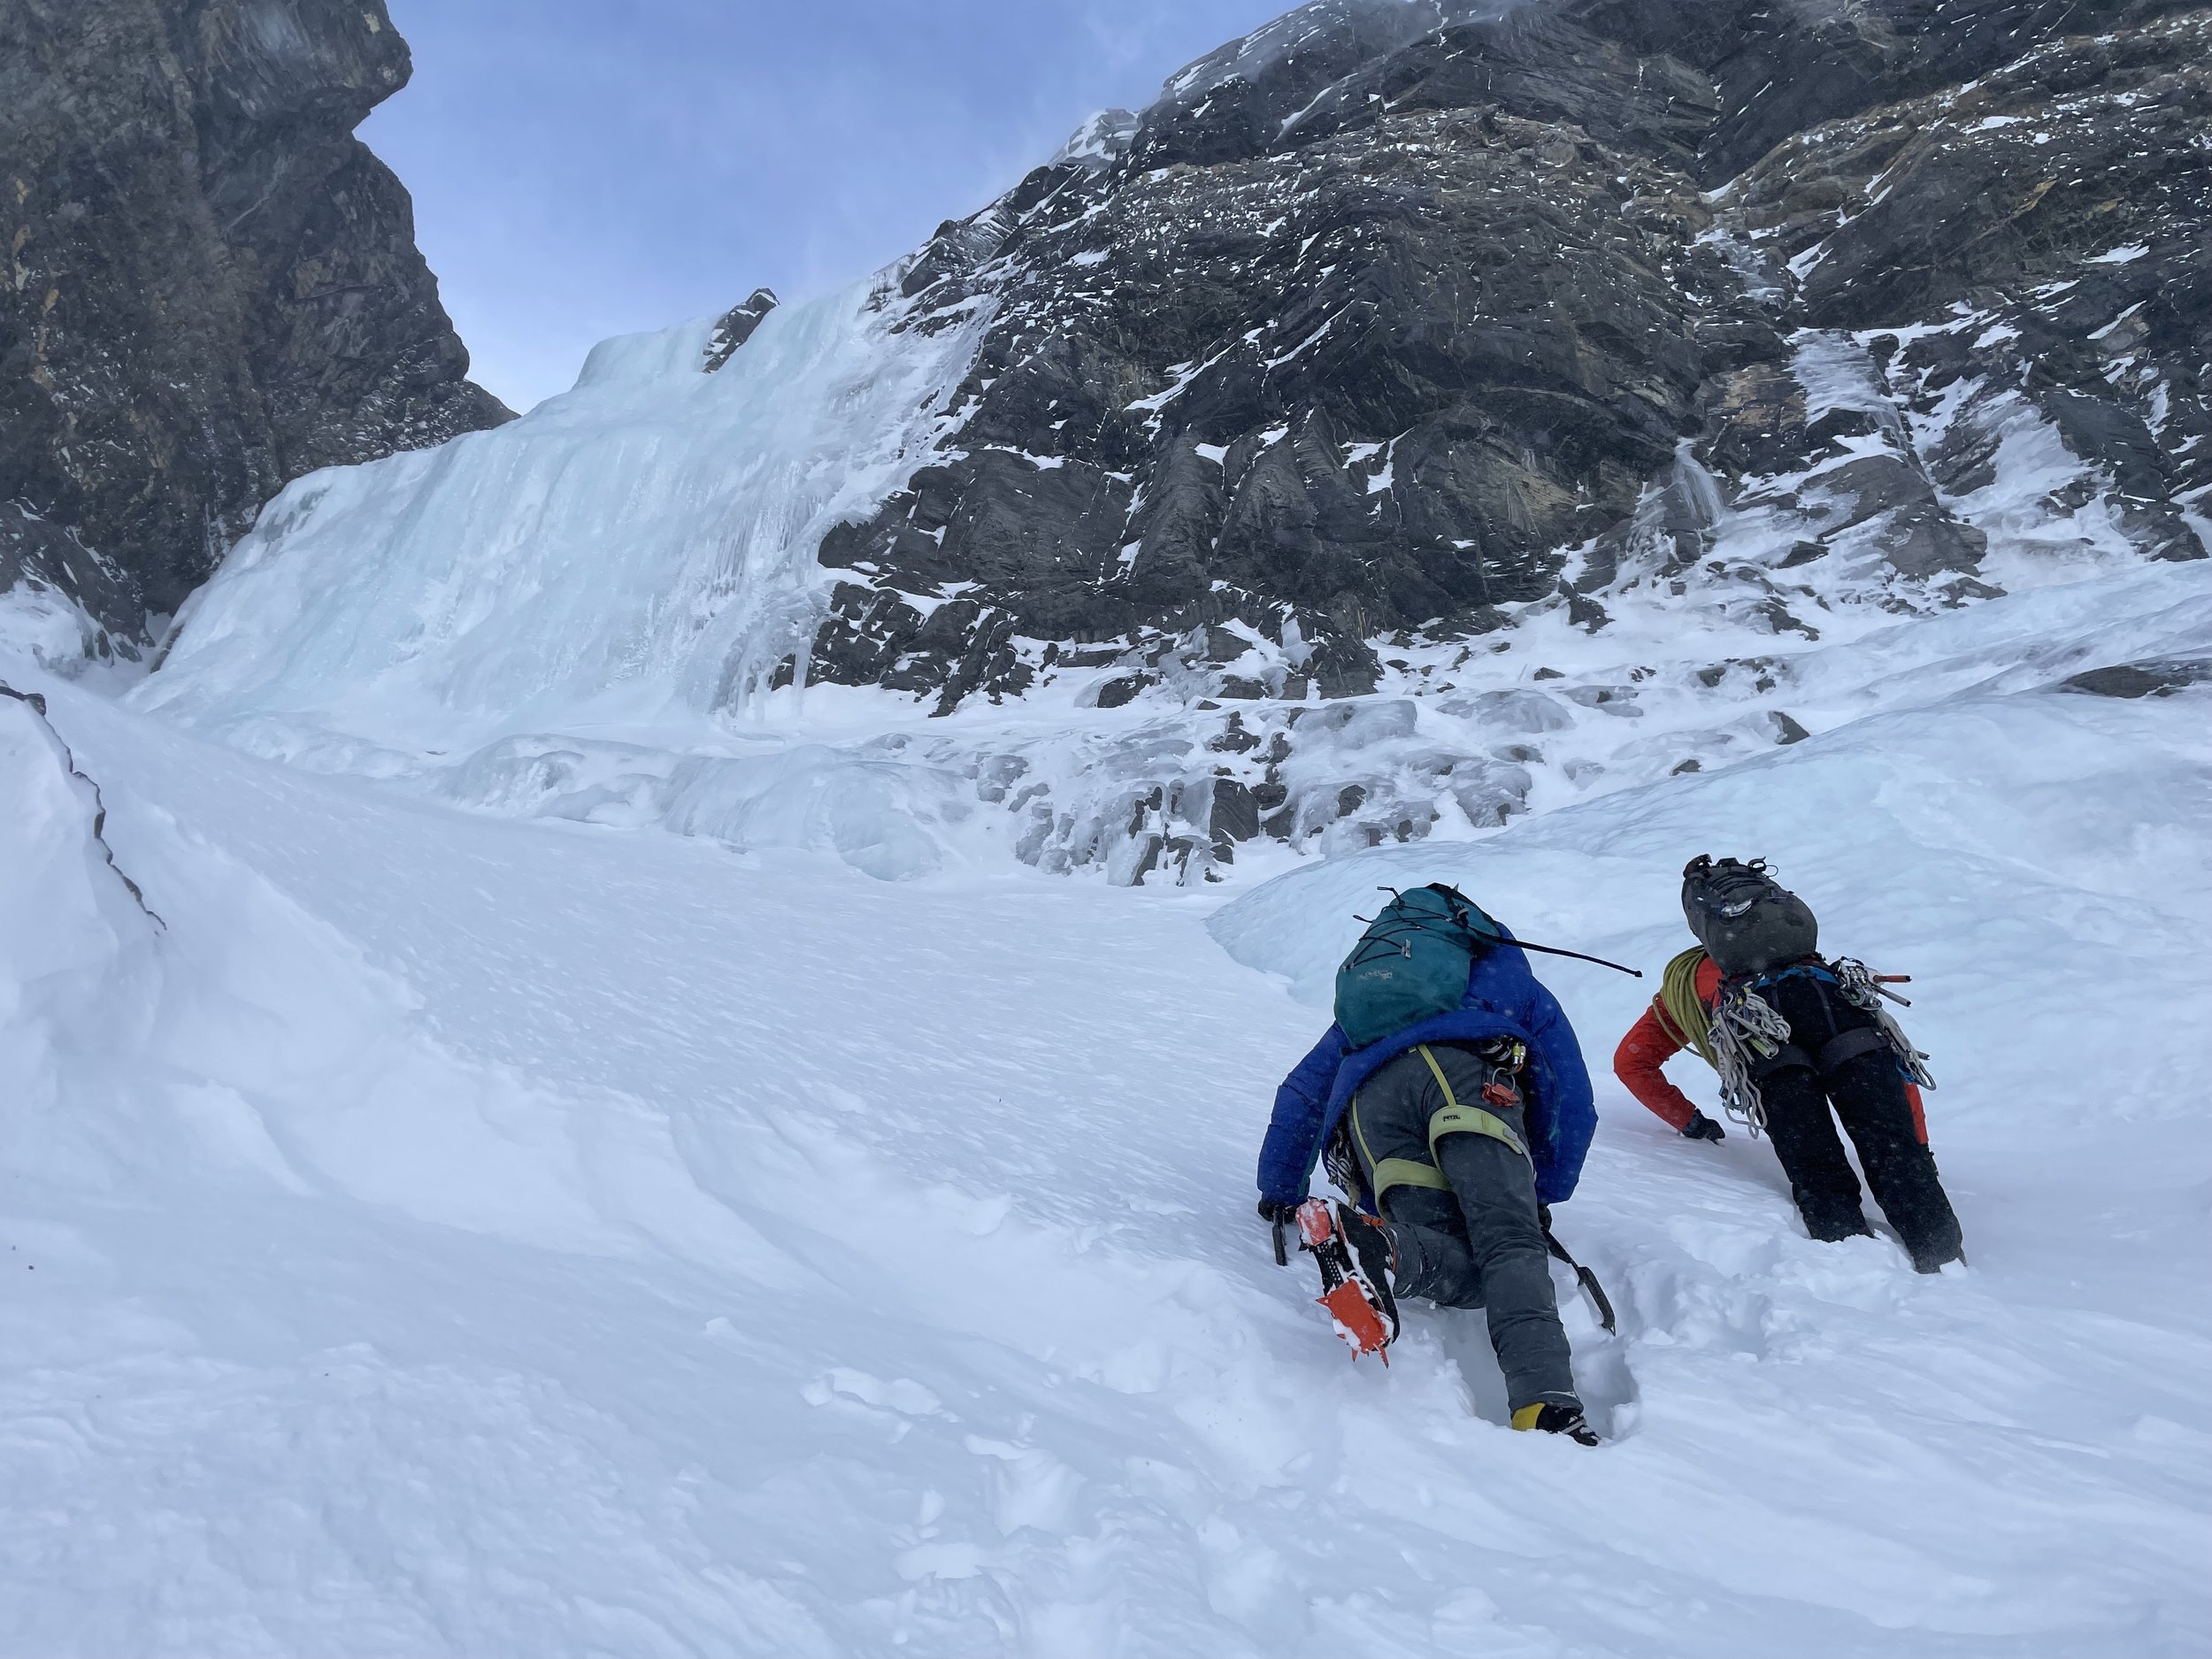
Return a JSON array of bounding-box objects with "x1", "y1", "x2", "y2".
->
[
  {"x1": 1317, "y1": 1280, "x2": 1393, "y2": 1362},
  {"x1": 1295, "y1": 1197, "x2": 1397, "y2": 1362},
  {"x1": 1295, "y1": 1197, "x2": 1337, "y2": 1251}
]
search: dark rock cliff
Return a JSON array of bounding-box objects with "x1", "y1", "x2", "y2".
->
[
  {"x1": 1729, "y1": 9, "x2": 2211, "y2": 565},
  {"x1": 797, "y1": 0, "x2": 2206, "y2": 715},
  {"x1": 0, "y1": 0, "x2": 509, "y2": 647}
]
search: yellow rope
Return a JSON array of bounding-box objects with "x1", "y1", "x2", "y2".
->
[{"x1": 1659, "y1": 948, "x2": 1719, "y2": 1069}]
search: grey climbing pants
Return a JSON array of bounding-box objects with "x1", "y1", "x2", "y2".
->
[{"x1": 1345, "y1": 1041, "x2": 1578, "y2": 1411}]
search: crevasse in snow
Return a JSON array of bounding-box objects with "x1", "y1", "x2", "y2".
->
[{"x1": 0, "y1": 695, "x2": 159, "y2": 1124}]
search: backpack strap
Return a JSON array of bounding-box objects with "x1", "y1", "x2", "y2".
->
[
  {"x1": 1747, "y1": 959, "x2": 1832, "y2": 993},
  {"x1": 1417, "y1": 1044, "x2": 1531, "y2": 1161}
]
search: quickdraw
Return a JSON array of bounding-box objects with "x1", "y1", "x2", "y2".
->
[
  {"x1": 1710, "y1": 958, "x2": 1936, "y2": 1138},
  {"x1": 1830, "y1": 957, "x2": 1937, "y2": 1090},
  {"x1": 1709, "y1": 979, "x2": 1793, "y2": 1138},
  {"x1": 1321, "y1": 1121, "x2": 1365, "y2": 1207}
]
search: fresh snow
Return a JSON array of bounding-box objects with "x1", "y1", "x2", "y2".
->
[
  {"x1": 5, "y1": 533, "x2": 2211, "y2": 1650},
  {"x1": 4, "y1": 96, "x2": 2209, "y2": 1646}
]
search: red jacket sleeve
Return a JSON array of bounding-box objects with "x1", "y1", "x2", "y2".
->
[{"x1": 1613, "y1": 1005, "x2": 1701, "y2": 1132}]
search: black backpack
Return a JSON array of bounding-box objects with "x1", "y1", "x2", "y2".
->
[{"x1": 1680, "y1": 856, "x2": 1818, "y2": 978}]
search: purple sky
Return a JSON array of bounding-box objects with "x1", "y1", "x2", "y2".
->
[{"x1": 365, "y1": 1, "x2": 1291, "y2": 410}]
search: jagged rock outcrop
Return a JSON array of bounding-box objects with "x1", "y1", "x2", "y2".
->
[
  {"x1": 0, "y1": 0, "x2": 509, "y2": 644},
  {"x1": 799, "y1": 0, "x2": 2206, "y2": 715},
  {"x1": 703, "y1": 288, "x2": 780, "y2": 373}
]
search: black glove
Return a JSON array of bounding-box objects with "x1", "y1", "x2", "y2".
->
[
  {"x1": 1538, "y1": 1202, "x2": 1554, "y2": 1232},
  {"x1": 1682, "y1": 1110, "x2": 1726, "y2": 1142},
  {"x1": 1258, "y1": 1197, "x2": 1302, "y2": 1265}
]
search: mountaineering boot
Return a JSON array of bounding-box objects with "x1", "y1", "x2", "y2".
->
[
  {"x1": 1911, "y1": 1238, "x2": 1966, "y2": 1275},
  {"x1": 1295, "y1": 1198, "x2": 1399, "y2": 1361},
  {"x1": 1511, "y1": 1401, "x2": 1601, "y2": 1446},
  {"x1": 1804, "y1": 1211, "x2": 1878, "y2": 1244}
]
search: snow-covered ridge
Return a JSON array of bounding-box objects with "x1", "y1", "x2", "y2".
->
[
  {"x1": 127, "y1": 298, "x2": 2212, "y2": 887},
  {"x1": 1156, "y1": 0, "x2": 1512, "y2": 115}
]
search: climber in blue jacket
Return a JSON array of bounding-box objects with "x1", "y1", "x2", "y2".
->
[{"x1": 1256, "y1": 886, "x2": 1601, "y2": 1442}]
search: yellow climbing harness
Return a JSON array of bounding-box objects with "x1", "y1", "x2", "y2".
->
[
  {"x1": 1420, "y1": 1042, "x2": 1528, "y2": 1160},
  {"x1": 1351, "y1": 1043, "x2": 1530, "y2": 1207}
]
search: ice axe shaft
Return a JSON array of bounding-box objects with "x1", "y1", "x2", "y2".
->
[
  {"x1": 1494, "y1": 937, "x2": 1643, "y2": 979},
  {"x1": 1366, "y1": 886, "x2": 1642, "y2": 977},
  {"x1": 1543, "y1": 1224, "x2": 1617, "y2": 1333}
]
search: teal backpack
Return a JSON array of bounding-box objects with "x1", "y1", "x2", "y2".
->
[{"x1": 1333, "y1": 884, "x2": 1501, "y2": 1049}]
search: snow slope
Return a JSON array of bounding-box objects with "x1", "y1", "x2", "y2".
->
[
  {"x1": 5, "y1": 563, "x2": 2208, "y2": 1652},
  {"x1": 7, "y1": 2, "x2": 2208, "y2": 1639}
]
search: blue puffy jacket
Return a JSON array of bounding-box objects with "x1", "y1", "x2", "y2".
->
[{"x1": 1256, "y1": 940, "x2": 1599, "y2": 1210}]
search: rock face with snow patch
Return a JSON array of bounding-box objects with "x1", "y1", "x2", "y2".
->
[
  {"x1": 133, "y1": 0, "x2": 2212, "y2": 891},
  {"x1": 1728, "y1": 9, "x2": 2211, "y2": 567},
  {"x1": 0, "y1": 0, "x2": 510, "y2": 644},
  {"x1": 703, "y1": 289, "x2": 780, "y2": 373},
  {"x1": 804, "y1": 0, "x2": 2208, "y2": 715}
]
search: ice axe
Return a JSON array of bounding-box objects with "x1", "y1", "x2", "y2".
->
[
  {"x1": 1494, "y1": 936, "x2": 1643, "y2": 979},
  {"x1": 1365, "y1": 887, "x2": 1644, "y2": 978},
  {"x1": 1542, "y1": 1223, "x2": 1617, "y2": 1333}
]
